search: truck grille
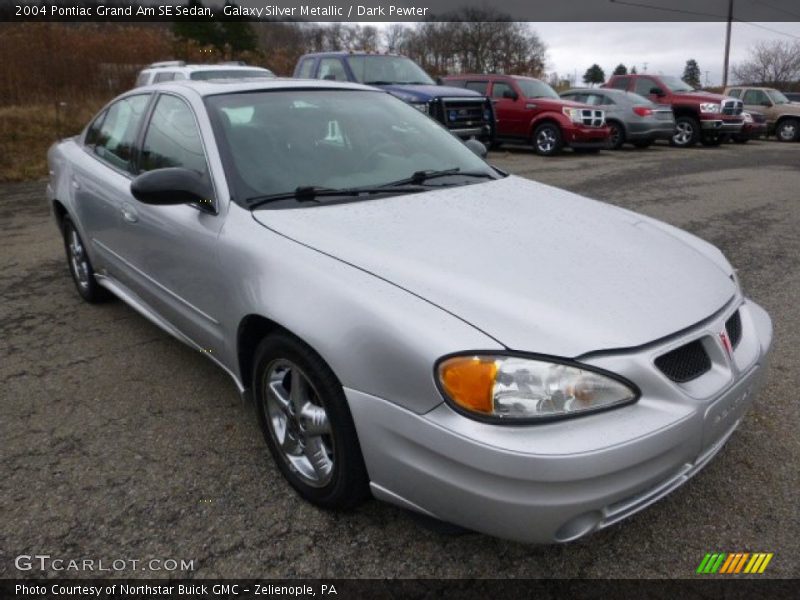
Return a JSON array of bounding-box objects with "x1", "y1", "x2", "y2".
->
[
  {"x1": 438, "y1": 98, "x2": 492, "y2": 131},
  {"x1": 655, "y1": 339, "x2": 712, "y2": 383},
  {"x1": 722, "y1": 98, "x2": 743, "y2": 115},
  {"x1": 725, "y1": 311, "x2": 742, "y2": 349},
  {"x1": 576, "y1": 109, "x2": 605, "y2": 127}
]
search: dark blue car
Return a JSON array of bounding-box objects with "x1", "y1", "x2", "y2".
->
[{"x1": 293, "y1": 52, "x2": 495, "y2": 142}]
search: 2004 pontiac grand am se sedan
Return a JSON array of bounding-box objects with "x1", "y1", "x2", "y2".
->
[{"x1": 47, "y1": 79, "x2": 772, "y2": 543}]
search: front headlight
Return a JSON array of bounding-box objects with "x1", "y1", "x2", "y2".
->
[
  {"x1": 700, "y1": 102, "x2": 721, "y2": 113},
  {"x1": 562, "y1": 107, "x2": 584, "y2": 123},
  {"x1": 411, "y1": 102, "x2": 429, "y2": 114},
  {"x1": 742, "y1": 112, "x2": 753, "y2": 123},
  {"x1": 437, "y1": 354, "x2": 638, "y2": 422}
]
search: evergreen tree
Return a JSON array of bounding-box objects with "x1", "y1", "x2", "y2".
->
[
  {"x1": 613, "y1": 63, "x2": 628, "y2": 75},
  {"x1": 582, "y1": 63, "x2": 606, "y2": 86},
  {"x1": 682, "y1": 59, "x2": 702, "y2": 88}
]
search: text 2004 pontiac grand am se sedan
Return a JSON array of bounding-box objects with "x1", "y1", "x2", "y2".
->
[{"x1": 47, "y1": 79, "x2": 772, "y2": 543}]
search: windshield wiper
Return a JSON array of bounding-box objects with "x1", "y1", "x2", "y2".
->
[
  {"x1": 246, "y1": 184, "x2": 426, "y2": 209},
  {"x1": 381, "y1": 168, "x2": 496, "y2": 188}
]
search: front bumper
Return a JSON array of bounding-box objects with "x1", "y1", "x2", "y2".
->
[
  {"x1": 701, "y1": 118, "x2": 744, "y2": 133},
  {"x1": 348, "y1": 298, "x2": 772, "y2": 543},
  {"x1": 564, "y1": 125, "x2": 610, "y2": 148}
]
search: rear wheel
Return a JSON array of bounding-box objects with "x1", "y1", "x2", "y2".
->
[
  {"x1": 253, "y1": 333, "x2": 369, "y2": 510},
  {"x1": 776, "y1": 118, "x2": 798, "y2": 142},
  {"x1": 607, "y1": 121, "x2": 625, "y2": 149},
  {"x1": 670, "y1": 116, "x2": 700, "y2": 147},
  {"x1": 62, "y1": 216, "x2": 112, "y2": 303},
  {"x1": 532, "y1": 123, "x2": 563, "y2": 156}
]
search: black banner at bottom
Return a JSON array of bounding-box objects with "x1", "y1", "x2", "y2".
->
[{"x1": 1, "y1": 579, "x2": 798, "y2": 600}]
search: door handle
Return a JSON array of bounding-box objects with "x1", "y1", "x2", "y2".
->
[{"x1": 121, "y1": 203, "x2": 139, "y2": 223}]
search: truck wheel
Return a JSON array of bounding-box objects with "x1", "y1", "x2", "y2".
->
[
  {"x1": 776, "y1": 119, "x2": 798, "y2": 142},
  {"x1": 607, "y1": 121, "x2": 625, "y2": 149},
  {"x1": 670, "y1": 116, "x2": 700, "y2": 147},
  {"x1": 532, "y1": 123, "x2": 563, "y2": 156}
]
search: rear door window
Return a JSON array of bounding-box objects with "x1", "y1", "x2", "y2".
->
[
  {"x1": 92, "y1": 94, "x2": 150, "y2": 173},
  {"x1": 609, "y1": 77, "x2": 630, "y2": 90},
  {"x1": 465, "y1": 81, "x2": 488, "y2": 95}
]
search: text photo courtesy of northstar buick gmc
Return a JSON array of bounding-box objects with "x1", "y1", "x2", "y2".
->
[{"x1": 47, "y1": 78, "x2": 772, "y2": 544}]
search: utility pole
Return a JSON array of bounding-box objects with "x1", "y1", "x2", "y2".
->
[{"x1": 723, "y1": 0, "x2": 734, "y2": 87}]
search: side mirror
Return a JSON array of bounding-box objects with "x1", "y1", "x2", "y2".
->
[
  {"x1": 130, "y1": 168, "x2": 213, "y2": 207},
  {"x1": 502, "y1": 89, "x2": 518, "y2": 100},
  {"x1": 464, "y1": 138, "x2": 488, "y2": 159},
  {"x1": 650, "y1": 87, "x2": 665, "y2": 96}
]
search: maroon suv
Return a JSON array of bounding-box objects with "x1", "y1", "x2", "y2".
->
[
  {"x1": 603, "y1": 74, "x2": 744, "y2": 147},
  {"x1": 443, "y1": 74, "x2": 610, "y2": 156}
]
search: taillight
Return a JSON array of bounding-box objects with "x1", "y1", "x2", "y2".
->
[{"x1": 633, "y1": 106, "x2": 653, "y2": 117}]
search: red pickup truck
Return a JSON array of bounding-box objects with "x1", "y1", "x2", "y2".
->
[
  {"x1": 603, "y1": 74, "x2": 744, "y2": 147},
  {"x1": 443, "y1": 74, "x2": 610, "y2": 156}
]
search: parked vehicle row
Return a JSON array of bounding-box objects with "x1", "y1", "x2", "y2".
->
[{"x1": 133, "y1": 57, "x2": 800, "y2": 159}]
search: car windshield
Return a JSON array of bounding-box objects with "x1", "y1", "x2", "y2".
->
[
  {"x1": 206, "y1": 90, "x2": 497, "y2": 206},
  {"x1": 766, "y1": 89, "x2": 790, "y2": 104},
  {"x1": 346, "y1": 55, "x2": 435, "y2": 85},
  {"x1": 660, "y1": 76, "x2": 696, "y2": 93},
  {"x1": 515, "y1": 78, "x2": 559, "y2": 99},
  {"x1": 191, "y1": 69, "x2": 274, "y2": 81}
]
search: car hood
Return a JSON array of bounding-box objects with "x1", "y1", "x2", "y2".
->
[
  {"x1": 252, "y1": 176, "x2": 735, "y2": 357},
  {"x1": 380, "y1": 84, "x2": 482, "y2": 101}
]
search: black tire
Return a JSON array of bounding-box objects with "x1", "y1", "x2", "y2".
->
[
  {"x1": 62, "y1": 216, "x2": 112, "y2": 303},
  {"x1": 532, "y1": 122, "x2": 563, "y2": 156},
  {"x1": 775, "y1": 118, "x2": 798, "y2": 142},
  {"x1": 632, "y1": 140, "x2": 654, "y2": 149},
  {"x1": 252, "y1": 332, "x2": 369, "y2": 510},
  {"x1": 607, "y1": 121, "x2": 626, "y2": 149},
  {"x1": 670, "y1": 116, "x2": 700, "y2": 147}
]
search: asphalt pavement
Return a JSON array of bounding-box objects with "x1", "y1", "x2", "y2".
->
[{"x1": 1, "y1": 140, "x2": 798, "y2": 578}]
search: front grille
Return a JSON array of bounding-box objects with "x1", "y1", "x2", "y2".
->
[
  {"x1": 439, "y1": 98, "x2": 491, "y2": 130},
  {"x1": 722, "y1": 98, "x2": 743, "y2": 115},
  {"x1": 576, "y1": 108, "x2": 605, "y2": 127},
  {"x1": 655, "y1": 340, "x2": 712, "y2": 383},
  {"x1": 725, "y1": 311, "x2": 742, "y2": 349}
]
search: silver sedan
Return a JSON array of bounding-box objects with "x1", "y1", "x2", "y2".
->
[
  {"x1": 47, "y1": 79, "x2": 772, "y2": 543},
  {"x1": 561, "y1": 87, "x2": 676, "y2": 149}
]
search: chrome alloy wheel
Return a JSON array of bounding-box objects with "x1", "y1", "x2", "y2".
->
[
  {"x1": 536, "y1": 128, "x2": 557, "y2": 153},
  {"x1": 777, "y1": 121, "x2": 797, "y2": 141},
  {"x1": 263, "y1": 359, "x2": 334, "y2": 487},
  {"x1": 68, "y1": 229, "x2": 90, "y2": 290},
  {"x1": 673, "y1": 121, "x2": 694, "y2": 145}
]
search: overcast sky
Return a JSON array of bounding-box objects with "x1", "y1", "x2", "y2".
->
[{"x1": 511, "y1": 21, "x2": 800, "y2": 85}]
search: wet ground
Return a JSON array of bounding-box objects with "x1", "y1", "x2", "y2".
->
[{"x1": 1, "y1": 140, "x2": 798, "y2": 578}]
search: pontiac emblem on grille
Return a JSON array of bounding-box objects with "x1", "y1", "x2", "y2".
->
[{"x1": 719, "y1": 331, "x2": 733, "y2": 359}]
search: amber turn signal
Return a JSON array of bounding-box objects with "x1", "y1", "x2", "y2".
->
[{"x1": 438, "y1": 356, "x2": 498, "y2": 414}]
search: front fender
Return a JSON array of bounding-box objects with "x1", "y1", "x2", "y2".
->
[{"x1": 528, "y1": 111, "x2": 571, "y2": 134}]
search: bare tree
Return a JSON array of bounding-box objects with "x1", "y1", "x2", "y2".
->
[
  {"x1": 732, "y1": 40, "x2": 800, "y2": 87},
  {"x1": 383, "y1": 24, "x2": 408, "y2": 53}
]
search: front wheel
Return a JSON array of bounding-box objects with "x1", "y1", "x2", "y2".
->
[
  {"x1": 62, "y1": 216, "x2": 112, "y2": 303},
  {"x1": 532, "y1": 123, "x2": 563, "y2": 156},
  {"x1": 776, "y1": 118, "x2": 798, "y2": 142},
  {"x1": 253, "y1": 333, "x2": 369, "y2": 510},
  {"x1": 670, "y1": 116, "x2": 700, "y2": 147},
  {"x1": 607, "y1": 121, "x2": 626, "y2": 149}
]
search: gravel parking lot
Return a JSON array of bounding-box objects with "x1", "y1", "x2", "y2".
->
[{"x1": 1, "y1": 140, "x2": 798, "y2": 579}]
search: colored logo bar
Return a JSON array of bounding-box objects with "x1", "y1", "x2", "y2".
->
[{"x1": 696, "y1": 552, "x2": 773, "y2": 574}]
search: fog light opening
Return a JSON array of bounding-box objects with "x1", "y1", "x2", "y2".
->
[{"x1": 554, "y1": 511, "x2": 602, "y2": 542}]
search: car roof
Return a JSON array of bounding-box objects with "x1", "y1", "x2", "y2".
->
[
  {"x1": 299, "y1": 51, "x2": 403, "y2": 58},
  {"x1": 143, "y1": 64, "x2": 273, "y2": 73},
  {"x1": 133, "y1": 77, "x2": 379, "y2": 98}
]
